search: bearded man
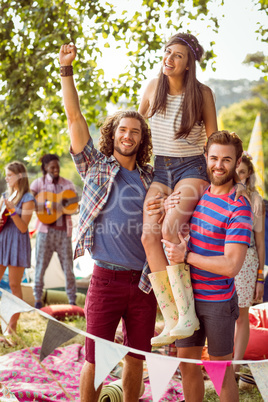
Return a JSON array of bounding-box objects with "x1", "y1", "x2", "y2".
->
[{"x1": 162, "y1": 130, "x2": 253, "y2": 402}]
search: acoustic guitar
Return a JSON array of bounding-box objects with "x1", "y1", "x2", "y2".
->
[
  {"x1": 0, "y1": 191, "x2": 18, "y2": 233},
  {"x1": 35, "y1": 190, "x2": 80, "y2": 225}
]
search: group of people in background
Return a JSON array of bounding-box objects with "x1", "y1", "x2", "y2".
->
[
  {"x1": 0, "y1": 31, "x2": 265, "y2": 402},
  {"x1": 0, "y1": 154, "x2": 77, "y2": 345}
]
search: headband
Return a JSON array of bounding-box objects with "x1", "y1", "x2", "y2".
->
[
  {"x1": 177, "y1": 37, "x2": 198, "y2": 60},
  {"x1": 242, "y1": 150, "x2": 253, "y2": 160}
]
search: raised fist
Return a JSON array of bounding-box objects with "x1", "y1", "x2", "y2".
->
[{"x1": 59, "y1": 44, "x2": 77, "y2": 66}]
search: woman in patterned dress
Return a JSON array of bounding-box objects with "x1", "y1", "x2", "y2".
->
[{"x1": 233, "y1": 152, "x2": 265, "y2": 373}]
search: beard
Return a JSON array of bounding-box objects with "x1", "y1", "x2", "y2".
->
[
  {"x1": 113, "y1": 142, "x2": 140, "y2": 158},
  {"x1": 207, "y1": 165, "x2": 236, "y2": 186}
]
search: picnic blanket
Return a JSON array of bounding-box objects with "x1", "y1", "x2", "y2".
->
[{"x1": 0, "y1": 344, "x2": 184, "y2": 401}]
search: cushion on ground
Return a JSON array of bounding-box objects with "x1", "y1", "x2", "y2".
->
[
  {"x1": 40, "y1": 304, "x2": 84, "y2": 319},
  {"x1": 244, "y1": 303, "x2": 268, "y2": 360}
]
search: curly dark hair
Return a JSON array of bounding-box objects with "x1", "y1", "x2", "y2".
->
[
  {"x1": 98, "y1": 110, "x2": 153, "y2": 166},
  {"x1": 39, "y1": 154, "x2": 60, "y2": 176}
]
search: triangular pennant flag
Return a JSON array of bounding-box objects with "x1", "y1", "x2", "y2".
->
[
  {"x1": 146, "y1": 353, "x2": 179, "y2": 402},
  {"x1": 202, "y1": 360, "x2": 230, "y2": 396},
  {"x1": 247, "y1": 113, "x2": 264, "y2": 197},
  {"x1": 40, "y1": 319, "x2": 77, "y2": 361},
  {"x1": 0, "y1": 382, "x2": 20, "y2": 401},
  {"x1": 94, "y1": 338, "x2": 128, "y2": 390},
  {"x1": 249, "y1": 362, "x2": 268, "y2": 401},
  {"x1": 0, "y1": 288, "x2": 34, "y2": 334}
]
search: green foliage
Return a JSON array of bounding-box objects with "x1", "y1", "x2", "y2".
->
[
  {"x1": 254, "y1": 0, "x2": 268, "y2": 47},
  {"x1": 0, "y1": 0, "x2": 220, "y2": 166},
  {"x1": 243, "y1": 52, "x2": 268, "y2": 76},
  {"x1": 0, "y1": 0, "x2": 266, "y2": 169},
  {"x1": 218, "y1": 80, "x2": 268, "y2": 196}
]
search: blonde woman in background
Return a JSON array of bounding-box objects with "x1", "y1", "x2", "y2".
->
[
  {"x1": 0, "y1": 162, "x2": 35, "y2": 345},
  {"x1": 233, "y1": 152, "x2": 265, "y2": 374}
]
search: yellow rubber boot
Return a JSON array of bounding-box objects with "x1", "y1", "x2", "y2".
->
[
  {"x1": 148, "y1": 270, "x2": 179, "y2": 347},
  {"x1": 167, "y1": 264, "x2": 200, "y2": 339}
]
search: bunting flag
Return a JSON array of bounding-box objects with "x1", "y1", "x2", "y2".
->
[
  {"x1": 202, "y1": 360, "x2": 231, "y2": 396},
  {"x1": 0, "y1": 383, "x2": 19, "y2": 401},
  {"x1": 0, "y1": 290, "x2": 34, "y2": 335},
  {"x1": 249, "y1": 361, "x2": 268, "y2": 401},
  {"x1": 40, "y1": 319, "x2": 77, "y2": 362},
  {"x1": 1, "y1": 288, "x2": 268, "y2": 402},
  {"x1": 146, "y1": 353, "x2": 180, "y2": 402},
  {"x1": 94, "y1": 338, "x2": 128, "y2": 390},
  {"x1": 247, "y1": 113, "x2": 265, "y2": 197}
]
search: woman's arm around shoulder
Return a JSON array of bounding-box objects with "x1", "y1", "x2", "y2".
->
[
  {"x1": 201, "y1": 84, "x2": 218, "y2": 138},
  {"x1": 138, "y1": 78, "x2": 158, "y2": 118}
]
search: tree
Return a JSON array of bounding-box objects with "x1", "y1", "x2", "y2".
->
[
  {"x1": 0, "y1": 0, "x2": 220, "y2": 166},
  {"x1": 254, "y1": 0, "x2": 268, "y2": 45},
  {"x1": 243, "y1": 52, "x2": 268, "y2": 76},
  {"x1": 0, "y1": 0, "x2": 267, "y2": 167},
  {"x1": 218, "y1": 84, "x2": 268, "y2": 195}
]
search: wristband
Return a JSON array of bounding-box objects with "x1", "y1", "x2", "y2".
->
[
  {"x1": 60, "y1": 65, "x2": 73, "y2": 77},
  {"x1": 184, "y1": 249, "x2": 189, "y2": 265},
  {"x1": 256, "y1": 278, "x2": 265, "y2": 283},
  {"x1": 7, "y1": 208, "x2": 16, "y2": 216},
  {"x1": 258, "y1": 269, "x2": 263, "y2": 275}
]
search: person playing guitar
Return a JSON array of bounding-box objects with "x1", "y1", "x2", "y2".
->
[{"x1": 30, "y1": 154, "x2": 78, "y2": 309}]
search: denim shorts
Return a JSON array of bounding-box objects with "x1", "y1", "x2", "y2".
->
[
  {"x1": 153, "y1": 154, "x2": 209, "y2": 190},
  {"x1": 175, "y1": 293, "x2": 239, "y2": 356},
  {"x1": 85, "y1": 264, "x2": 157, "y2": 363}
]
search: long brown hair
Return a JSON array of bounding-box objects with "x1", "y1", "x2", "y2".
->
[
  {"x1": 5, "y1": 161, "x2": 30, "y2": 205},
  {"x1": 149, "y1": 33, "x2": 204, "y2": 139},
  {"x1": 98, "y1": 110, "x2": 153, "y2": 166},
  {"x1": 241, "y1": 153, "x2": 257, "y2": 197}
]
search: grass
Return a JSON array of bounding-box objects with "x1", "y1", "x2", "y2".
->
[
  {"x1": 0, "y1": 312, "x2": 264, "y2": 401},
  {"x1": 204, "y1": 386, "x2": 263, "y2": 401},
  {"x1": 0, "y1": 311, "x2": 86, "y2": 356}
]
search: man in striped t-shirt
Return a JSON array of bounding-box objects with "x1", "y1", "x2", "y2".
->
[{"x1": 163, "y1": 131, "x2": 253, "y2": 402}]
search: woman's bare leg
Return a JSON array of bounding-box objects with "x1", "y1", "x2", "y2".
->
[
  {"x1": 233, "y1": 307, "x2": 250, "y2": 373},
  {"x1": 7, "y1": 266, "x2": 25, "y2": 333},
  {"x1": 142, "y1": 182, "x2": 172, "y2": 272},
  {"x1": 0, "y1": 265, "x2": 7, "y2": 281},
  {"x1": 162, "y1": 178, "x2": 208, "y2": 266}
]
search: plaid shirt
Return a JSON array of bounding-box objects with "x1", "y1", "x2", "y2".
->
[{"x1": 71, "y1": 138, "x2": 153, "y2": 294}]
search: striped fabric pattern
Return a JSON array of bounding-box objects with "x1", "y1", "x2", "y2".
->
[
  {"x1": 150, "y1": 94, "x2": 207, "y2": 157},
  {"x1": 188, "y1": 187, "x2": 253, "y2": 302}
]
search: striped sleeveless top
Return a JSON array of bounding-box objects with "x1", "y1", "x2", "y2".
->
[{"x1": 150, "y1": 93, "x2": 207, "y2": 157}]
